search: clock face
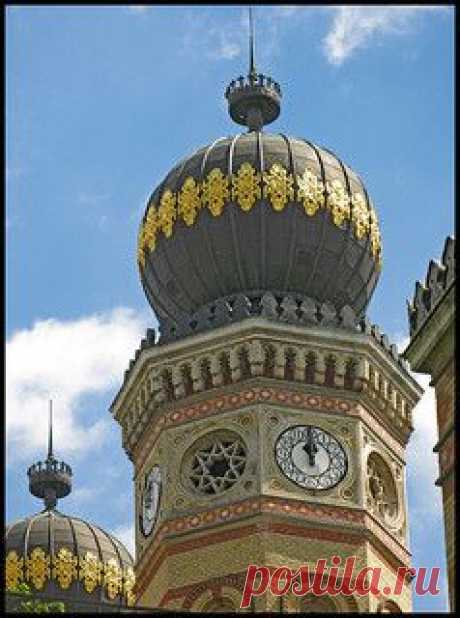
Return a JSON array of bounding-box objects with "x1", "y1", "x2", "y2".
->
[
  {"x1": 275, "y1": 425, "x2": 347, "y2": 490},
  {"x1": 139, "y1": 465, "x2": 162, "y2": 537}
]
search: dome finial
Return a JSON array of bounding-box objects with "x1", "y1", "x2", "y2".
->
[
  {"x1": 27, "y1": 400, "x2": 72, "y2": 511},
  {"x1": 47, "y1": 399, "x2": 53, "y2": 460},
  {"x1": 225, "y1": 6, "x2": 282, "y2": 132},
  {"x1": 248, "y1": 6, "x2": 256, "y2": 76}
]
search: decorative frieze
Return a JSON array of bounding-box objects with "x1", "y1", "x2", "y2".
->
[
  {"x1": 5, "y1": 548, "x2": 134, "y2": 603},
  {"x1": 137, "y1": 163, "x2": 382, "y2": 270}
]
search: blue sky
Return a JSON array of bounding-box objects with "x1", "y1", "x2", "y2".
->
[{"x1": 6, "y1": 5, "x2": 454, "y2": 612}]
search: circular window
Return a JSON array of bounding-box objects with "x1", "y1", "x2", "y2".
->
[{"x1": 183, "y1": 431, "x2": 247, "y2": 495}]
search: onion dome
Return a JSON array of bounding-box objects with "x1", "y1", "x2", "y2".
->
[
  {"x1": 137, "y1": 17, "x2": 382, "y2": 343},
  {"x1": 5, "y1": 404, "x2": 135, "y2": 611}
]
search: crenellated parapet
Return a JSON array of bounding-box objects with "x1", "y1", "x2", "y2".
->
[{"x1": 407, "y1": 236, "x2": 455, "y2": 337}]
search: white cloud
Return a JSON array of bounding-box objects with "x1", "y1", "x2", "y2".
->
[
  {"x1": 6, "y1": 307, "x2": 149, "y2": 463},
  {"x1": 395, "y1": 336, "x2": 442, "y2": 517},
  {"x1": 112, "y1": 523, "x2": 135, "y2": 558},
  {"x1": 323, "y1": 6, "x2": 447, "y2": 66}
]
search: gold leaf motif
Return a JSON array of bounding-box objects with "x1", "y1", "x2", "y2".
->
[
  {"x1": 52, "y1": 547, "x2": 78, "y2": 590},
  {"x1": 263, "y1": 163, "x2": 295, "y2": 212},
  {"x1": 143, "y1": 204, "x2": 159, "y2": 252},
  {"x1": 25, "y1": 548, "x2": 50, "y2": 590},
  {"x1": 6, "y1": 551, "x2": 24, "y2": 591},
  {"x1": 104, "y1": 558, "x2": 122, "y2": 600},
  {"x1": 202, "y1": 168, "x2": 229, "y2": 217},
  {"x1": 124, "y1": 566, "x2": 136, "y2": 606},
  {"x1": 369, "y1": 207, "x2": 382, "y2": 267},
  {"x1": 79, "y1": 552, "x2": 102, "y2": 594},
  {"x1": 297, "y1": 168, "x2": 325, "y2": 216},
  {"x1": 158, "y1": 190, "x2": 177, "y2": 238},
  {"x1": 178, "y1": 177, "x2": 201, "y2": 226},
  {"x1": 231, "y1": 162, "x2": 261, "y2": 212},
  {"x1": 325, "y1": 179, "x2": 351, "y2": 226},
  {"x1": 351, "y1": 192, "x2": 370, "y2": 240},
  {"x1": 137, "y1": 222, "x2": 146, "y2": 270}
]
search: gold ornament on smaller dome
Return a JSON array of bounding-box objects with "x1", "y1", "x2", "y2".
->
[
  {"x1": 124, "y1": 566, "x2": 136, "y2": 606},
  {"x1": 297, "y1": 168, "x2": 325, "y2": 216},
  {"x1": 52, "y1": 547, "x2": 78, "y2": 590},
  {"x1": 26, "y1": 548, "x2": 50, "y2": 590},
  {"x1": 158, "y1": 190, "x2": 177, "y2": 238},
  {"x1": 202, "y1": 168, "x2": 229, "y2": 217},
  {"x1": 178, "y1": 177, "x2": 201, "y2": 226},
  {"x1": 351, "y1": 192, "x2": 370, "y2": 240},
  {"x1": 6, "y1": 551, "x2": 24, "y2": 591},
  {"x1": 325, "y1": 179, "x2": 351, "y2": 226},
  {"x1": 263, "y1": 163, "x2": 295, "y2": 212},
  {"x1": 79, "y1": 551, "x2": 102, "y2": 594},
  {"x1": 232, "y1": 162, "x2": 261, "y2": 212},
  {"x1": 104, "y1": 558, "x2": 122, "y2": 600}
]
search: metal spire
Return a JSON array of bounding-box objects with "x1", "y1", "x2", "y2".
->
[
  {"x1": 225, "y1": 6, "x2": 282, "y2": 131},
  {"x1": 47, "y1": 399, "x2": 54, "y2": 460},
  {"x1": 28, "y1": 400, "x2": 73, "y2": 511},
  {"x1": 248, "y1": 7, "x2": 256, "y2": 76}
]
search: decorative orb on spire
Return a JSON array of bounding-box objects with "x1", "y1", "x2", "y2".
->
[
  {"x1": 225, "y1": 8, "x2": 281, "y2": 131},
  {"x1": 27, "y1": 401, "x2": 72, "y2": 510}
]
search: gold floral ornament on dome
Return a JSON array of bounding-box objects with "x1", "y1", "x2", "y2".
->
[
  {"x1": 369, "y1": 207, "x2": 382, "y2": 267},
  {"x1": 143, "y1": 203, "x2": 159, "y2": 252},
  {"x1": 79, "y1": 551, "x2": 102, "y2": 594},
  {"x1": 6, "y1": 551, "x2": 24, "y2": 591},
  {"x1": 158, "y1": 190, "x2": 177, "y2": 238},
  {"x1": 25, "y1": 548, "x2": 50, "y2": 590},
  {"x1": 178, "y1": 177, "x2": 201, "y2": 226},
  {"x1": 104, "y1": 558, "x2": 122, "y2": 600},
  {"x1": 263, "y1": 163, "x2": 295, "y2": 212},
  {"x1": 52, "y1": 547, "x2": 78, "y2": 590},
  {"x1": 123, "y1": 567, "x2": 136, "y2": 606},
  {"x1": 296, "y1": 168, "x2": 325, "y2": 216},
  {"x1": 231, "y1": 162, "x2": 261, "y2": 212},
  {"x1": 137, "y1": 222, "x2": 147, "y2": 270},
  {"x1": 202, "y1": 168, "x2": 229, "y2": 217},
  {"x1": 325, "y1": 178, "x2": 351, "y2": 226},
  {"x1": 351, "y1": 192, "x2": 370, "y2": 240}
]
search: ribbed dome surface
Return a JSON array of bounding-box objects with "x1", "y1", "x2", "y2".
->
[
  {"x1": 138, "y1": 132, "x2": 382, "y2": 334},
  {"x1": 5, "y1": 509, "x2": 134, "y2": 609}
]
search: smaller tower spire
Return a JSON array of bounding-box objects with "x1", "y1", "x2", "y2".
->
[
  {"x1": 225, "y1": 6, "x2": 282, "y2": 132},
  {"x1": 27, "y1": 400, "x2": 72, "y2": 511},
  {"x1": 248, "y1": 7, "x2": 256, "y2": 76},
  {"x1": 47, "y1": 399, "x2": 53, "y2": 460}
]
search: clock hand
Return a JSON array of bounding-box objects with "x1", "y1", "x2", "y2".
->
[{"x1": 303, "y1": 427, "x2": 318, "y2": 466}]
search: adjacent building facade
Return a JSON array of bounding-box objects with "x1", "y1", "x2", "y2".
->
[{"x1": 405, "y1": 236, "x2": 456, "y2": 611}]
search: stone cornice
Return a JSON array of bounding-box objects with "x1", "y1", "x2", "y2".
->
[
  {"x1": 111, "y1": 318, "x2": 421, "y2": 418},
  {"x1": 404, "y1": 283, "x2": 455, "y2": 375}
]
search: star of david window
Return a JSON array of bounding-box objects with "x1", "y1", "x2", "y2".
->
[{"x1": 185, "y1": 431, "x2": 247, "y2": 495}]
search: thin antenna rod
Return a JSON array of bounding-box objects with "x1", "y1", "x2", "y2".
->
[
  {"x1": 48, "y1": 399, "x2": 53, "y2": 459},
  {"x1": 249, "y1": 6, "x2": 256, "y2": 75}
]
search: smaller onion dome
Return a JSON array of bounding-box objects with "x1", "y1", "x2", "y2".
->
[{"x1": 5, "y1": 403, "x2": 135, "y2": 612}]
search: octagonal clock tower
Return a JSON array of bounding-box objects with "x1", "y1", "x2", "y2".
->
[{"x1": 111, "y1": 35, "x2": 422, "y2": 613}]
